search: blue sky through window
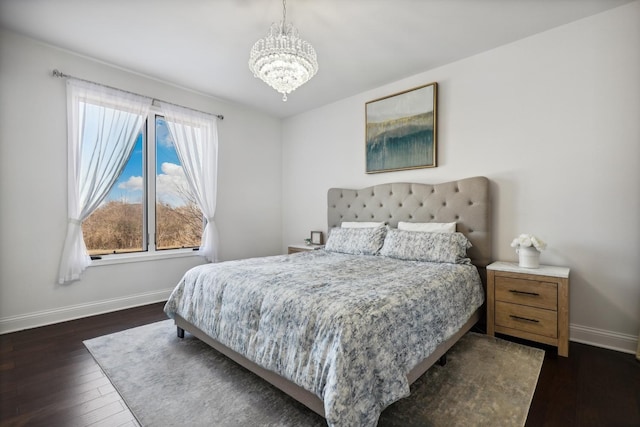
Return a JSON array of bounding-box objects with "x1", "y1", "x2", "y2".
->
[{"x1": 106, "y1": 117, "x2": 189, "y2": 206}]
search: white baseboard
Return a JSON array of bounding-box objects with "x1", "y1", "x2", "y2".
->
[
  {"x1": 0, "y1": 289, "x2": 174, "y2": 335},
  {"x1": 570, "y1": 323, "x2": 638, "y2": 354}
]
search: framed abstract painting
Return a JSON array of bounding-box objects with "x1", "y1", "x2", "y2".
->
[{"x1": 365, "y1": 82, "x2": 437, "y2": 173}]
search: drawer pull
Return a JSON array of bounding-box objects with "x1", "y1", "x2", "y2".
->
[
  {"x1": 510, "y1": 315, "x2": 540, "y2": 323},
  {"x1": 509, "y1": 289, "x2": 540, "y2": 296}
]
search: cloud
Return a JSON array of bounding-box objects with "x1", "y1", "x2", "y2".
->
[
  {"x1": 157, "y1": 162, "x2": 192, "y2": 207},
  {"x1": 114, "y1": 163, "x2": 192, "y2": 207},
  {"x1": 118, "y1": 175, "x2": 143, "y2": 192}
]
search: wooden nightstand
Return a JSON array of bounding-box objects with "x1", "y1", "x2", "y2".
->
[
  {"x1": 487, "y1": 261, "x2": 570, "y2": 357},
  {"x1": 287, "y1": 244, "x2": 324, "y2": 254}
]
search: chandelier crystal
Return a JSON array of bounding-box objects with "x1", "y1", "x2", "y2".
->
[{"x1": 248, "y1": 0, "x2": 318, "y2": 101}]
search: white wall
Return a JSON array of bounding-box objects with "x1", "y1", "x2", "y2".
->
[
  {"x1": 282, "y1": 2, "x2": 640, "y2": 352},
  {"x1": 0, "y1": 29, "x2": 283, "y2": 333}
]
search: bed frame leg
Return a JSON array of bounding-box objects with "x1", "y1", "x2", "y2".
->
[
  {"x1": 437, "y1": 354, "x2": 447, "y2": 366},
  {"x1": 177, "y1": 327, "x2": 185, "y2": 339}
]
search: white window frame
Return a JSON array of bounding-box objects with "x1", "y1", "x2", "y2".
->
[{"x1": 90, "y1": 106, "x2": 201, "y2": 266}]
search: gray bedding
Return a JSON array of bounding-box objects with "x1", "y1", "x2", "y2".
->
[{"x1": 164, "y1": 250, "x2": 484, "y2": 427}]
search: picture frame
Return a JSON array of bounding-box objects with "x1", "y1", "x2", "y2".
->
[
  {"x1": 310, "y1": 231, "x2": 324, "y2": 245},
  {"x1": 365, "y1": 82, "x2": 437, "y2": 173}
]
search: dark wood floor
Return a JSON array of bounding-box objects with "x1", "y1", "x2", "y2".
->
[{"x1": 1, "y1": 303, "x2": 638, "y2": 427}]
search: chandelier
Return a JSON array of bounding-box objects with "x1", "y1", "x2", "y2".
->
[{"x1": 248, "y1": 0, "x2": 318, "y2": 101}]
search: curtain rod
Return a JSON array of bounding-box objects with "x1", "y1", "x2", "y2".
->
[{"x1": 51, "y1": 69, "x2": 224, "y2": 120}]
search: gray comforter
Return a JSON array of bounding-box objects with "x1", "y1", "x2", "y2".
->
[{"x1": 164, "y1": 250, "x2": 484, "y2": 426}]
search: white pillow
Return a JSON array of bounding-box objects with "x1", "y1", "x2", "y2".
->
[
  {"x1": 398, "y1": 221, "x2": 456, "y2": 233},
  {"x1": 341, "y1": 221, "x2": 385, "y2": 228}
]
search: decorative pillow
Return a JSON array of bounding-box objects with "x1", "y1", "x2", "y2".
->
[
  {"x1": 398, "y1": 221, "x2": 456, "y2": 233},
  {"x1": 341, "y1": 221, "x2": 385, "y2": 228},
  {"x1": 325, "y1": 225, "x2": 387, "y2": 255},
  {"x1": 380, "y1": 229, "x2": 472, "y2": 264}
]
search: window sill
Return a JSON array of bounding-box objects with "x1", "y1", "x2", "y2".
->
[{"x1": 90, "y1": 249, "x2": 201, "y2": 267}]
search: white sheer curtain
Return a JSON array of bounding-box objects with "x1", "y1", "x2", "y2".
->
[
  {"x1": 159, "y1": 102, "x2": 219, "y2": 262},
  {"x1": 58, "y1": 79, "x2": 152, "y2": 284}
]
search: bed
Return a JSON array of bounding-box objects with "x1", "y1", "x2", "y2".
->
[{"x1": 164, "y1": 176, "x2": 491, "y2": 426}]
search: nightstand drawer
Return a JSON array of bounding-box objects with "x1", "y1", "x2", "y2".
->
[
  {"x1": 495, "y1": 276, "x2": 557, "y2": 310},
  {"x1": 495, "y1": 301, "x2": 557, "y2": 338},
  {"x1": 288, "y1": 244, "x2": 324, "y2": 254},
  {"x1": 288, "y1": 246, "x2": 308, "y2": 254}
]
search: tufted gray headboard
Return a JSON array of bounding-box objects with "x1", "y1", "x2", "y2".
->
[{"x1": 327, "y1": 176, "x2": 491, "y2": 267}]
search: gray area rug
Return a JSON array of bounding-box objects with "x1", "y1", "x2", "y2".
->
[{"x1": 84, "y1": 320, "x2": 544, "y2": 427}]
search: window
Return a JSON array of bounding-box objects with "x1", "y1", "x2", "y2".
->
[
  {"x1": 154, "y1": 116, "x2": 203, "y2": 250},
  {"x1": 83, "y1": 111, "x2": 203, "y2": 256},
  {"x1": 59, "y1": 78, "x2": 218, "y2": 284}
]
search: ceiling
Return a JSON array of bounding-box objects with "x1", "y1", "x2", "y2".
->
[{"x1": 0, "y1": 0, "x2": 632, "y2": 118}]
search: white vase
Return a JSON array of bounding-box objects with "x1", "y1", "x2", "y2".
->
[{"x1": 517, "y1": 246, "x2": 540, "y2": 268}]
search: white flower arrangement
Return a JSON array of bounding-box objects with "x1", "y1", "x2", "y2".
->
[{"x1": 510, "y1": 233, "x2": 547, "y2": 251}]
